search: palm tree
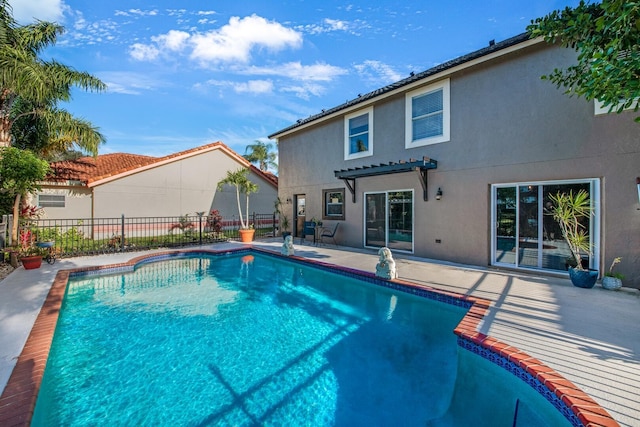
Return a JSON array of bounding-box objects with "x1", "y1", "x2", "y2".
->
[
  {"x1": 217, "y1": 168, "x2": 259, "y2": 229},
  {"x1": 243, "y1": 140, "x2": 278, "y2": 172},
  {"x1": 11, "y1": 97, "x2": 105, "y2": 158},
  {"x1": 0, "y1": 1, "x2": 106, "y2": 153}
]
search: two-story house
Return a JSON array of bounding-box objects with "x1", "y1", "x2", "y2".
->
[{"x1": 269, "y1": 33, "x2": 640, "y2": 288}]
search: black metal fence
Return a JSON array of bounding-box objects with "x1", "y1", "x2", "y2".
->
[{"x1": 15, "y1": 212, "x2": 278, "y2": 258}]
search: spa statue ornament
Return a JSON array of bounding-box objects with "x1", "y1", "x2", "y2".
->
[
  {"x1": 281, "y1": 235, "x2": 295, "y2": 256},
  {"x1": 375, "y1": 247, "x2": 397, "y2": 279}
]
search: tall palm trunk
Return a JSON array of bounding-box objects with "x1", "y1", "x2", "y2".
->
[{"x1": 235, "y1": 187, "x2": 246, "y2": 229}]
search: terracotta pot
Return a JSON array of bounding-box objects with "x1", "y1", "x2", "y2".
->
[
  {"x1": 21, "y1": 255, "x2": 42, "y2": 270},
  {"x1": 239, "y1": 229, "x2": 255, "y2": 243}
]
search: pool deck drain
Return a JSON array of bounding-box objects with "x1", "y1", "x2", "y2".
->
[{"x1": 0, "y1": 240, "x2": 638, "y2": 426}]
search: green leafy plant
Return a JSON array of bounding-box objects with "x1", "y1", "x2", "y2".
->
[
  {"x1": 0, "y1": 148, "x2": 50, "y2": 242},
  {"x1": 18, "y1": 245, "x2": 48, "y2": 258},
  {"x1": 549, "y1": 189, "x2": 592, "y2": 271},
  {"x1": 605, "y1": 257, "x2": 624, "y2": 280},
  {"x1": 527, "y1": 0, "x2": 640, "y2": 122},
  {"x1": 274, "y1": 197, "x2": 290, "y2": 234},
  {"x1": 280, "y1": 215, "x2": 290, "y2": 233}
]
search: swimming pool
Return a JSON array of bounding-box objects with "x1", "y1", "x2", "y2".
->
[{"x1": 0, "y1": 248, "x2": 612, "y2": 426}]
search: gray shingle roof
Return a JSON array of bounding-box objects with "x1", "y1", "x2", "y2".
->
[{"x1": 269, "y1": 32, "x2": 532, "y2": 139}]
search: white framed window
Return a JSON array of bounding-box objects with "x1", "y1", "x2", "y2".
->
[
  {"x1": 594, "y1": 97, "x2": 639, "y2": 115},
  {"x1": 344, "y1": 107, "x2": 373, "y2": 160},
  {"x1": 405, "y1": 79, "x2": 450, "y2": 148},
  {"x1": 323, "y1": 188, "x2": 345, "y2": 220},
  {"x1": 38, "y1": 194, "x2": 65, "y2": 208}
]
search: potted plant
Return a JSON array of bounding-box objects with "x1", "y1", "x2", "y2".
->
[
  {"x1": 281, "y1": 215, "x2": 291, "y2": 240},
  {"x1": 549, "y1": 189, "x2": 598, "y2": 288},
  {"x1": 217, "y1": 168, "x2": 259, "y2": 243},
  {"x1": 602, "y1": 257, "x2": 623, "y2": 290},
  {"x1": 274, "y1": 197, "x2": 291, "y2": 239},
  {"x1": 18, "y1": 245, "x2": 48, "y2": 269}
]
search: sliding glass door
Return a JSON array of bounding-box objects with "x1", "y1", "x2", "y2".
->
[
  {"x1": 492, "y1": 180, "x2": 599, "y2": 272},
  {"x1": 365, "y1": 190, "x2": 413, "y2": 252}
]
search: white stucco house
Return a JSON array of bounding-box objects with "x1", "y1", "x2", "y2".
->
[{"x1": 37, "y1": 141, "x2": 278, "y2": 220}]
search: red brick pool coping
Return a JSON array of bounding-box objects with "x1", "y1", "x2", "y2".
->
[{"x1": 0, "y1": 248, "x2": 619, "y2": 427}]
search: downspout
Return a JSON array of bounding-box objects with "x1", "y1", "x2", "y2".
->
[{"x1": 90, "y1": 186, "x2": 95, "y2": 240}]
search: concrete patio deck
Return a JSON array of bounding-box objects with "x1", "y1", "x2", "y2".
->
[{"x1": 1, "y1": 240, "x2": 638, "y2": 426}]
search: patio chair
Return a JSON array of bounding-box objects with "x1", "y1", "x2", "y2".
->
[
  {"x1": 319, "y1": 223, "x2": 339, "y2": 246},
  {"x1": 301, "y1": 221, "x2": 316, "y2": 245}
]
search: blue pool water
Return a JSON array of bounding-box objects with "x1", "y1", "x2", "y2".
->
[{"x1": 32, "y1": 252, "x2": 573, "y2": 426}]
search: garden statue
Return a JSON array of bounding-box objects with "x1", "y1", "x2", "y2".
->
[
  {"x1": 281, "y1": 235, "x2": 295, "y2": 256},
  {"x1": 375, "y1": 247, "x2": 397, "y2": 279}
]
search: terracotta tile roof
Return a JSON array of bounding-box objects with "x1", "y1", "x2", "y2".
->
[
  {"x1": 47, "y1": 141, "x2": 277, "y2": 188},
  {"x1": 48, "y1": 153, "x2": 157, "y2": 184}
]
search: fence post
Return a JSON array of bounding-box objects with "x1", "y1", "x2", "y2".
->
[
  {"x1": 197, "y1": 212, "x2": 204, "y2": 245},
  {"x1": 7, "y1": 214, "x2": 13, "y2": 246},
  {"x1": 0, "y1": 215, "x2": 6, "y2": 249},
  {"x1": 121, "y1": 214, "x2": 125, "y2": 252}
]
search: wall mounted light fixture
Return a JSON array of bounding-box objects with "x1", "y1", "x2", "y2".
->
[
  {"x1": 285, "y1": 197, "x2": 293, "y2": 204},
  {"x1": 435, "y1": 188, "x2": 443, "y2": 201}
]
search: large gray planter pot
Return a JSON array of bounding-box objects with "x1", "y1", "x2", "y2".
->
[{"x1": 601, "y1": 276, "x2": 622, "y2": 290}]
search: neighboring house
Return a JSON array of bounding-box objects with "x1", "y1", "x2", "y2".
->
[
  {"x1": 269, "y1": 33, "x2": 640, "y2": 288},
  {"x1": 38, "y1": 141, "x2": 278, "y2": 221}
]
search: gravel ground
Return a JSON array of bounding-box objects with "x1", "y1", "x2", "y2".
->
[{"x1": 0, "y1": 263, "x2": 15, "y2": 282}]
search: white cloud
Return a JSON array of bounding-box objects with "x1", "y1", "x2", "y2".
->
[
  {"x1": 12, "y1": 0, "x2": 65, "y2": 24},
  {"x1": 300, "y1": 18, "x2": 367, "y2": 35},
  {"x1": 166, "y1": 9, "x2": 187, "y2": 17},
  {"x1": 243, "y1": 62, "x2": 348, "y2": 82},
  {"x1": 233, "y1": 80, "x2": 274, "y2": 94},
  {"x1": 354, "y1": 60, "x2": 402, "y2": 85},
  {"x1": 189, "y1": 14, "x2": 302, "y2": 64},
  {"x1": 281, "y1": 82, "x2": 326, "y2": 100},
  {"x1": 54, "y1": 9, "x2": 119, "y2": 46},
  {"x1": 152, "y1": 30, "x2": 190, "y2": 51},
  {"x1": 198, "y1": 18, "x2": 216, "y2": 25},
  {"x1": 197, "y1": 79, "x2": 274, "y2": 96},
  {"x1": 115, "y1": 9, "x2": 159, "y2": 17},
  {"x1": 129, "y1": 14, "x2": 302, "y2": 65},
  {"x1": 324, "y1": 19, "x2": 348, "y2": 31},
  {"x1": 129, "y1": 43, "x2": 161, "y2": 61},
  {"x1": 99, "y1": 71, "x2": 167, "y2": 95}
]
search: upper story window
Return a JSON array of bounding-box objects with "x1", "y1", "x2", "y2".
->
[
  {"x1": 344, "y1": 107, "x2": 373, "y2": 160},
  {"x1": 405, "y1": 79, "x2": 450, "y2": 148}
]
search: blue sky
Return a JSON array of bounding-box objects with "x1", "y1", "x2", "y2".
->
[{"x1": 12, "y1": 0, "x2": 579, "y2": 158}]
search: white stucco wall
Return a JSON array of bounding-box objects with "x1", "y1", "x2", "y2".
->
[{"x1": 91, "y1": 149, "x2": 277, "y2": 218}]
